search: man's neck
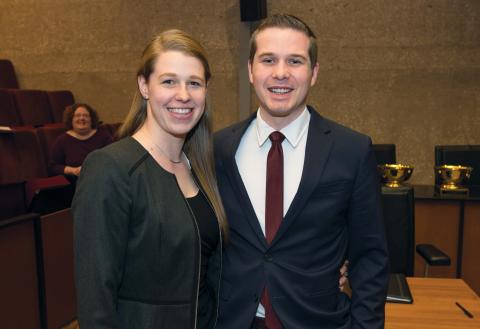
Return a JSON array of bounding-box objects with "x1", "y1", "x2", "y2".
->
[{"x1": 258, "y1": 106, "x2": 307, "y2": 131}]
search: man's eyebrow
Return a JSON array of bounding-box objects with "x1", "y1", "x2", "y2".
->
[
  {"x1": 288, "y1": 54, "x2": 308, "y2": 60},
  {"x1": 257, "y1": 52, "x2": 308, "y2": 60},
  {"x1": 157, "y1": 73, "x2": 177, "y2": 79},
  {"x1": 257, "y1": 52, "x2": 275, "y2": 58}
]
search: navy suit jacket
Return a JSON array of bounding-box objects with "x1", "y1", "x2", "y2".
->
[{"x1": 214, "y1": 107, "x2": 389, "y2": 329}]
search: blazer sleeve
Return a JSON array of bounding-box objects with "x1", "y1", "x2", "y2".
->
[
  {"x1": 347, "y1": 138, "x2": 389, "y2": 329},
  {"x1": 73, "y1": 149, "x2": 131, "y2": 329}
]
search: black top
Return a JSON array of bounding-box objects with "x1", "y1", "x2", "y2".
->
[{"x1": 187, "y1": 191, "x2": 220, "y2": 329}]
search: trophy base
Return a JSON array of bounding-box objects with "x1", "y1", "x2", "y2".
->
[
  {"x1": 436, "y1": 185, "x2": 469, "y2": 197},
  {"x1": 384, "y1": 182, "x2": 403, "y2": 188}
]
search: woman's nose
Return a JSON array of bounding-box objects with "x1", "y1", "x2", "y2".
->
[{"x1": 176, "y1": 85, "x2": 190, "y2": 101}]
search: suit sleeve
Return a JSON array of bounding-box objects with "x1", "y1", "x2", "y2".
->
[
  {"x1": 347, "y1": 138, "x2": 389, "y2": 329},
  {"x1": 73, "y1": 149, "x2": 131, "y2": 329}
]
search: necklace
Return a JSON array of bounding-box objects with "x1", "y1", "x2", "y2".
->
[{"x1": 152, "y1": 142, "x2": 183, "y2": 164}]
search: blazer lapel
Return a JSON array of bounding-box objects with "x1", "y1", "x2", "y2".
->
[
  {"x1": 271, "y1": 107, "x2": 334, "y2": 245},
  {"x1": 221, "y1": 115, "x2": 269, "y2": 249}
]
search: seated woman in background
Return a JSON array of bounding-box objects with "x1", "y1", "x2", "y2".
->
[{"x1": 50, "y1": 103, "x2": 113, "y2": 180}]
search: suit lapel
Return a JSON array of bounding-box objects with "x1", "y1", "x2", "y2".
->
[
  {"x1": 221, "y1": 115, "x2": 269, "y2": 249},
  {"x1": 271, "y1": 107, "x2": 333, "y2": 245}
]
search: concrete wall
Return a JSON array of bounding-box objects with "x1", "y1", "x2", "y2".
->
[
  {"x1": 265, "y1": 0, "x2": 480, "y2": 185},
  {"x1": 0, "y1": 0, "x2": 241, "y2": 128},
  {"x1": 1, "y1": 0, "x2": 479, "y2": 184}
]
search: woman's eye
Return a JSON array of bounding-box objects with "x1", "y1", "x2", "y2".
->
[{"x1": 189, "y1": 81, "x2": 203, "y2": 87}]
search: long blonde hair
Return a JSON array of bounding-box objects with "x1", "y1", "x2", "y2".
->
[{"x1": 118, "y1": 29, "x2": 228, "y2": 239}]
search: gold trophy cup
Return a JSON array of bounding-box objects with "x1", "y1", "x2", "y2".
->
[
  {"x1": 435, "y1": 165, "x2": 473, "y2": 195},
  {"x1": 378, "y1": 164, "x2": 414, "y2": 188}
]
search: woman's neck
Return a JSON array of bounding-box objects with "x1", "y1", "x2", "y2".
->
[
  {"x1": 133, "y1": 124, "x2": 185, "y2": 163},
  {"x1": 68, "y1": 128, "x2": 96, "y2": 140}
]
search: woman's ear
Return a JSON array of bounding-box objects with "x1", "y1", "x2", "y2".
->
[{"x1": 137, "y1": 76, "x2": 149, "y2": 100}]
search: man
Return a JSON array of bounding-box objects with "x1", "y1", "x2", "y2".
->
[{"x1": 214, "y1": 14, "x2": 389, "y2": 329}]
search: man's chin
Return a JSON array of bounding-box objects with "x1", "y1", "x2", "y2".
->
[{"x1": 261, "y1": 105, "x2": 300, "y2": 118}]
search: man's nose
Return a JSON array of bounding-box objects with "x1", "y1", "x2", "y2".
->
[{"x1": 272, "y1": 62, "x2": 289, "y2": 79}]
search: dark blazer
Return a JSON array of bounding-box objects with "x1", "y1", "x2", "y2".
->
[
  {"x1": 73, "y1": 137, "x2": 222, "y2": 329},
  {"x1": 214, "y1": 107, "x2": 389, "y2": 329}
]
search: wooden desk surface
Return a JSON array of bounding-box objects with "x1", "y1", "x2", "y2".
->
[{"x1": 386, "y1": 277, "x2": 480, "y2": 328}]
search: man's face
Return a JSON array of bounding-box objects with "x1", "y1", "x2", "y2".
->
[{"x1": 249, "y1": 27, "x2": 319, "y2": 129}]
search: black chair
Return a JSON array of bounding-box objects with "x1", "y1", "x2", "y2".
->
[
  {"x1": 381, "y1": 186, "x2": 450, "y2": 277},
  {"x1": 373, "y1": 144, "x2": 396, "y2": 165},
  {"x1": 435, "y1": 145, "x2": 480, "y2": 195}
]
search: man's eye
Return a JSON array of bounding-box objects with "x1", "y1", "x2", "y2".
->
[
  {"x1": 261, "y1": 58, "x2": 274, "y2": 64},
  {"x1": 289, "y1": 58, "x2": 303, "y2": 65},
  {"x1": 162, "y1": 79, "x2": 176, "y2": 85}
]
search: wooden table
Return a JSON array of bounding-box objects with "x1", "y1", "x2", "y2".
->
[{"x1": 386, "y1": 277, "x2": 480, "y2": 328}]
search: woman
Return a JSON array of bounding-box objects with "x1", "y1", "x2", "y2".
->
[
  {"x1": 50, "y1": 103, "x2": 113, "y2": 178},
  {"x1": 73, "y1": 30, "x2": 227, "y2": 329}
]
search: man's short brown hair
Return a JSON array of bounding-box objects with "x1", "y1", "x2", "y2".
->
[{"x1": 249, "y1": 14, "x2": 318, "y2": 69}]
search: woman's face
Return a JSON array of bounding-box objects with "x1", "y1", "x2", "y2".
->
[
  {"x1": 138, "y1": 50, "x2": 207, "y2": 139},
  {"x1": 72, "y1": 107, "x2": 93, "y2": 134}
]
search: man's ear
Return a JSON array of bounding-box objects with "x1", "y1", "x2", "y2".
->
[
  {"x1": 310, "y1": 62, "x2": 319, "y2": 87},
  {"x1": 248, "y1": 61, "x2": 254, "y2": 84},
  {"x1": 137, "y1": 76, "x2": 149, "y2": 99}
]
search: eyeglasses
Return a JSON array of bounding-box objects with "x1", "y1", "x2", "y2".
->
[{"x1": 73, "y1": 114, "x2": 91, "y2": 118}]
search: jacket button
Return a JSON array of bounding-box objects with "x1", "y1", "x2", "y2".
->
[{"x1": 264, "y1": 253, "x2": 273, "y2": 262}]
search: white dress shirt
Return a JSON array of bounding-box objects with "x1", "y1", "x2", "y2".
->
[{"x1": 235, "y1": 107, "x2": 310, "y2": 317}]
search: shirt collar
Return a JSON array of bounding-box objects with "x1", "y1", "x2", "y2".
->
[{"x1": 255, "y1": 107, "x2": 311, "y2": 148}]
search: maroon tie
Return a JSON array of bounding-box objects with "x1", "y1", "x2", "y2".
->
[{"x1": 262, "y1": 131, "x2": 285, "y2": 329}]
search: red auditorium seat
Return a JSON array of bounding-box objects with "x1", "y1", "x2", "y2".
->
[
  {"x1": 0, "y1": 130, "x2": 22, "y2": 183},
  {"x1": 13, "y1": 128, "x2": 70, "y2": 205},
  {"x1": 103, "y1": 122, "x2": 122, "y2": 140},
  {"x1": 0, "y1": 59, "x2": 19, "y2": 89},
  {"x1": 47, "y1": 90, "x2": 75, "y2": 123},
  {"x1": 13, "y1": 128, "x2": 50, "y2": 179},
  {"x1": 0, "y1": 183, "x2": 26, "y2": 220},
  {"x1": 0, "y1": 89, "x2": 22, "y2": 126},
  {"x1": 11, "y1": 89, "x2": 54, "y2": 126},
  {"x1": 36, "y1": 125, "x2": 67, "y2": 176},
  {"x1": 0, "y1": 130, "x2": 26, "y2": 219},
  {"x1": 0, "y1": 128, "x2": 70, "y2": 216}
]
